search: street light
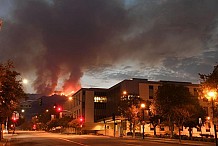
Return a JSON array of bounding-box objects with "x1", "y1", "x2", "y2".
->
[
  {"x1": 206, "y1": 90, "x2": 217, "y2": 146},
  {"x1": 141, "y1": 103, "x2": 146, "y2": 139},
  {"x1": 68, "y1": 97, "x2": 73, "y2": 101}
]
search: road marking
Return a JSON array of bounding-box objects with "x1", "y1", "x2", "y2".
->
[
  {"x1": 58, "y1": 138, "x2": 89, "y2": 146},
  {"x1": 125, "y1": 144, "x2": 140, "y2": 146},
  {"x1": 125, "y1": 143, "x2": 146, "y2": 146}
]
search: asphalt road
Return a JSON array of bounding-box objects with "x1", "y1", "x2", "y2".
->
[{"x1": 7, "y1": 131, "x2": 215, "y2": 146}]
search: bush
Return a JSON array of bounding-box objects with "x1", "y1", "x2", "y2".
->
[
  {"x1": 135, "y1": 132, "x2": 142, "y2": 136},
  {"x1": 181, "y1": 135, "x2": 189, "y2": 140},
  {"x1": 200, "y1": 134, "x2": 214, "y2": 138},
  {"x1": 145, "y1": 134, "x2": 151, "y2": 137},
  {"x1": 127, "y1": 132, "x2": 133, "y2": 136},
  {"x1": 192, "y1": 137, "x2": 202, "y2": 141},
  {"x1": 126, "y1": 132, "x2": 142, "y2": 137},
  {"x1": 172, "y1": 134, "x2": 179, "y2": 139}
]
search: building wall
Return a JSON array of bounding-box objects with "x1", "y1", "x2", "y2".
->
[
  {"x1": 67, "y1": 88, "x2": 108, "y2": 131},
  {"x1": 107, "y1": 78, "x2": 148, "y2": 116},
  {"x1": 85, "y1": 90, "x2": 94, "y2": 123},
  {"x1": 139, "y1": 82, "x2": 159, "y2": 101}
]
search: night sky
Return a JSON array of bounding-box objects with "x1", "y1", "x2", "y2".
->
[{"x1": 0, "y1": 0, "x2": 218, "y2": 95}]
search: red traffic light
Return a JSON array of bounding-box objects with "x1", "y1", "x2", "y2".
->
[
  {"x1": 33, "y1": 124, "x2": 36, "y2": 130},
  {"x1": 12, "y1": 117, "x2": 17, "y2": 122},
  {"x1": 79, "y1": 117, "x2": 84, "y2": 122},
  {"x1": 57, "y1": 106, "x2": 62, "y2": 112}
]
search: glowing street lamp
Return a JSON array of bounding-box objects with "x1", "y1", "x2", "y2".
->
[
  {"x1": 22, "y1": 79, "x2": 29, "y2": 84},
  {"x1": 141, "y1": 103, "x2": 146, "y2": 108},
  {"x1": 206, "y1": 90, "x2": 218, "y2": 146},
  {"x1": 207, "y1": 91, "x2": 217, "y2": 100},
  {"x1": 141, "y1": 103, "x2": 146, "y2": 139}
]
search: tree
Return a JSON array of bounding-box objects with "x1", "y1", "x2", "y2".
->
[
  {"x1": 172, "y1": 104, "x2": 193, "y2": 142},
  {"x1": 0, "y1": 61, "x2": 26, "y2": 140},
  {"x1": 118, "y1": 94, "x2": 144, "y2": 138},
  {"x1": 155, "y1": 84, "x2": 194, "y2": 138},
  {"x1": 149, "y1": 114, "x2": 160, "y2": 136},
  {"x1": 141, "y1": 100, "x2": 162, "y2": 137},
  {"x1": 199, "y1": 65, "x2": 218, "y2": 139},
  {"x1": 199, "y1": 65, "x2": 218, "y2": 90},
  {"x1": 183, "y1": 99, "x2": 206, "y2": 139}
]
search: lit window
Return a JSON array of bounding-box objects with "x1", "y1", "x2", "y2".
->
[{"x1": 94, "y1": 96, "x2": 107, "y2": 103}]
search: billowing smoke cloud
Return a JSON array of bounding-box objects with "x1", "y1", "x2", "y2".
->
[{"x1": 0, "y1": 0, "x2": 218, "y2": 95}]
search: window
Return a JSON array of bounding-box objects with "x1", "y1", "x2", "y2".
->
[
  {"x1": 179, "y1": 126, "x2": 183, "y2": 131},
  {"x1": 150, "y1": 124, "x2": 154, "y2": 131},
  {"x1": 206, "y1": 123, "x2": 211, "y2": 132},
  {"x1": 197, "y1": 127, "x2": 201, "y2": 132},
  {"x1": 169, "y1": 126, "x2": 174, "y2": 131},
  {"x1": 194, "y1": 88, "x2": 198, "y2": 97},
  {"x1": 149, "y1": 85, "x2": 154, "y2": 99},
  {"x1": 94, "y1": 96, "x2": 107, "y2": 103},
  {"x1": 160, "y1": 126, "x2": 164, "y2": 131}
]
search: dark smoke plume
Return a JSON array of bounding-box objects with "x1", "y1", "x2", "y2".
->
[{"x1": 0, "y1": 0, "x2": 218, "y2": 94}]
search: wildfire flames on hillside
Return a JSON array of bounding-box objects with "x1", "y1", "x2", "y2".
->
[{"x1": 52, "y1": 90, "x2": 75, "y2": 97}]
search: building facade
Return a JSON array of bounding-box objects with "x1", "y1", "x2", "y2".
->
[
  {"x1": 65, "y1": 78, "x2": 215, "y2": 137},
  {"x1": 66, "y1": 88, "x2": 108, "y2": 133}
]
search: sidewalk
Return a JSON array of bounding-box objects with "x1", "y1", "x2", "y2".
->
[
  {"x1": 0, "y1": 133, "x2": 15, "y2": 146},
  {"x1": 120, "y1": 136, "x2": 215, "y2": 146},
  {"x1": 0, "y1": 139, "x2": 7, "y2": 146}
]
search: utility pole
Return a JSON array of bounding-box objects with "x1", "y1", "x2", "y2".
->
[
  {"x1": 212, "y1": 99, "x2": 218, "y2": 146},
  {"x1": 112, "y1": 113, "x2": 115, "y2": 137}
]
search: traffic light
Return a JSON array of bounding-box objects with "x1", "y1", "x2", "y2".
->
[
  {"x1": 33, "y1": 124, "x2": 36, "y2": 130},
  {"x1": 12, "y1": 117, "x2": 16, "y2": 122},
  {"x1": 79, "y1": 117, "x2": 84, "y2": 128},
  {"x1": 39, "y1": 97, "x2": 42, "y2": 106},
  {"x1": 79, "y1": 117, "x2": 84, "y2": 122},
  {"x1": 57, "y1": 106, "x2": 62, "y2": 112}
]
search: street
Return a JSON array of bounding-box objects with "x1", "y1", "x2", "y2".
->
[{"x1": 3, "y1": 131, "x2": 214, "y2": 146}]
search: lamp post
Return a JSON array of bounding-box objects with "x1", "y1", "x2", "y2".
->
[
  {"x1": 141, "y1": 103, "x2": 145, "y2": 139},
  {"x1": 206, "y1": 91, "x2": 217, "y2": 146}
]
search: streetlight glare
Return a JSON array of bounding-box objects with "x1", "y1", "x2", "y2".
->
[
  {"x1": 123, "y1": 91, "x2": 127, "y2": 95},
  {"x1": 22, "y1": 79, "x2": 29, "y2": 84},
  {"x1": 208, "y1": 91, "x2": 217, "y2": 99},
  {"x1": 141, "y1": 103, "x2": 146, "y2": 108},
  {"x1": 206, "y1": 90, "x2": 217, "y2": 100},
  {"x1": 68, "y1": 97, "x2": 73, "y2": 101}
]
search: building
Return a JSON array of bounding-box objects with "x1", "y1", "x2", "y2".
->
[
  {"x1": 64, "y1": 78, "x2": 216, "y2": 137},
  {"x1": 139, "y1": 80, "x2": 200, "y2": 136},
  {"x1": 65, "y1": 88, "x2": 108, "y2": 134}
]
